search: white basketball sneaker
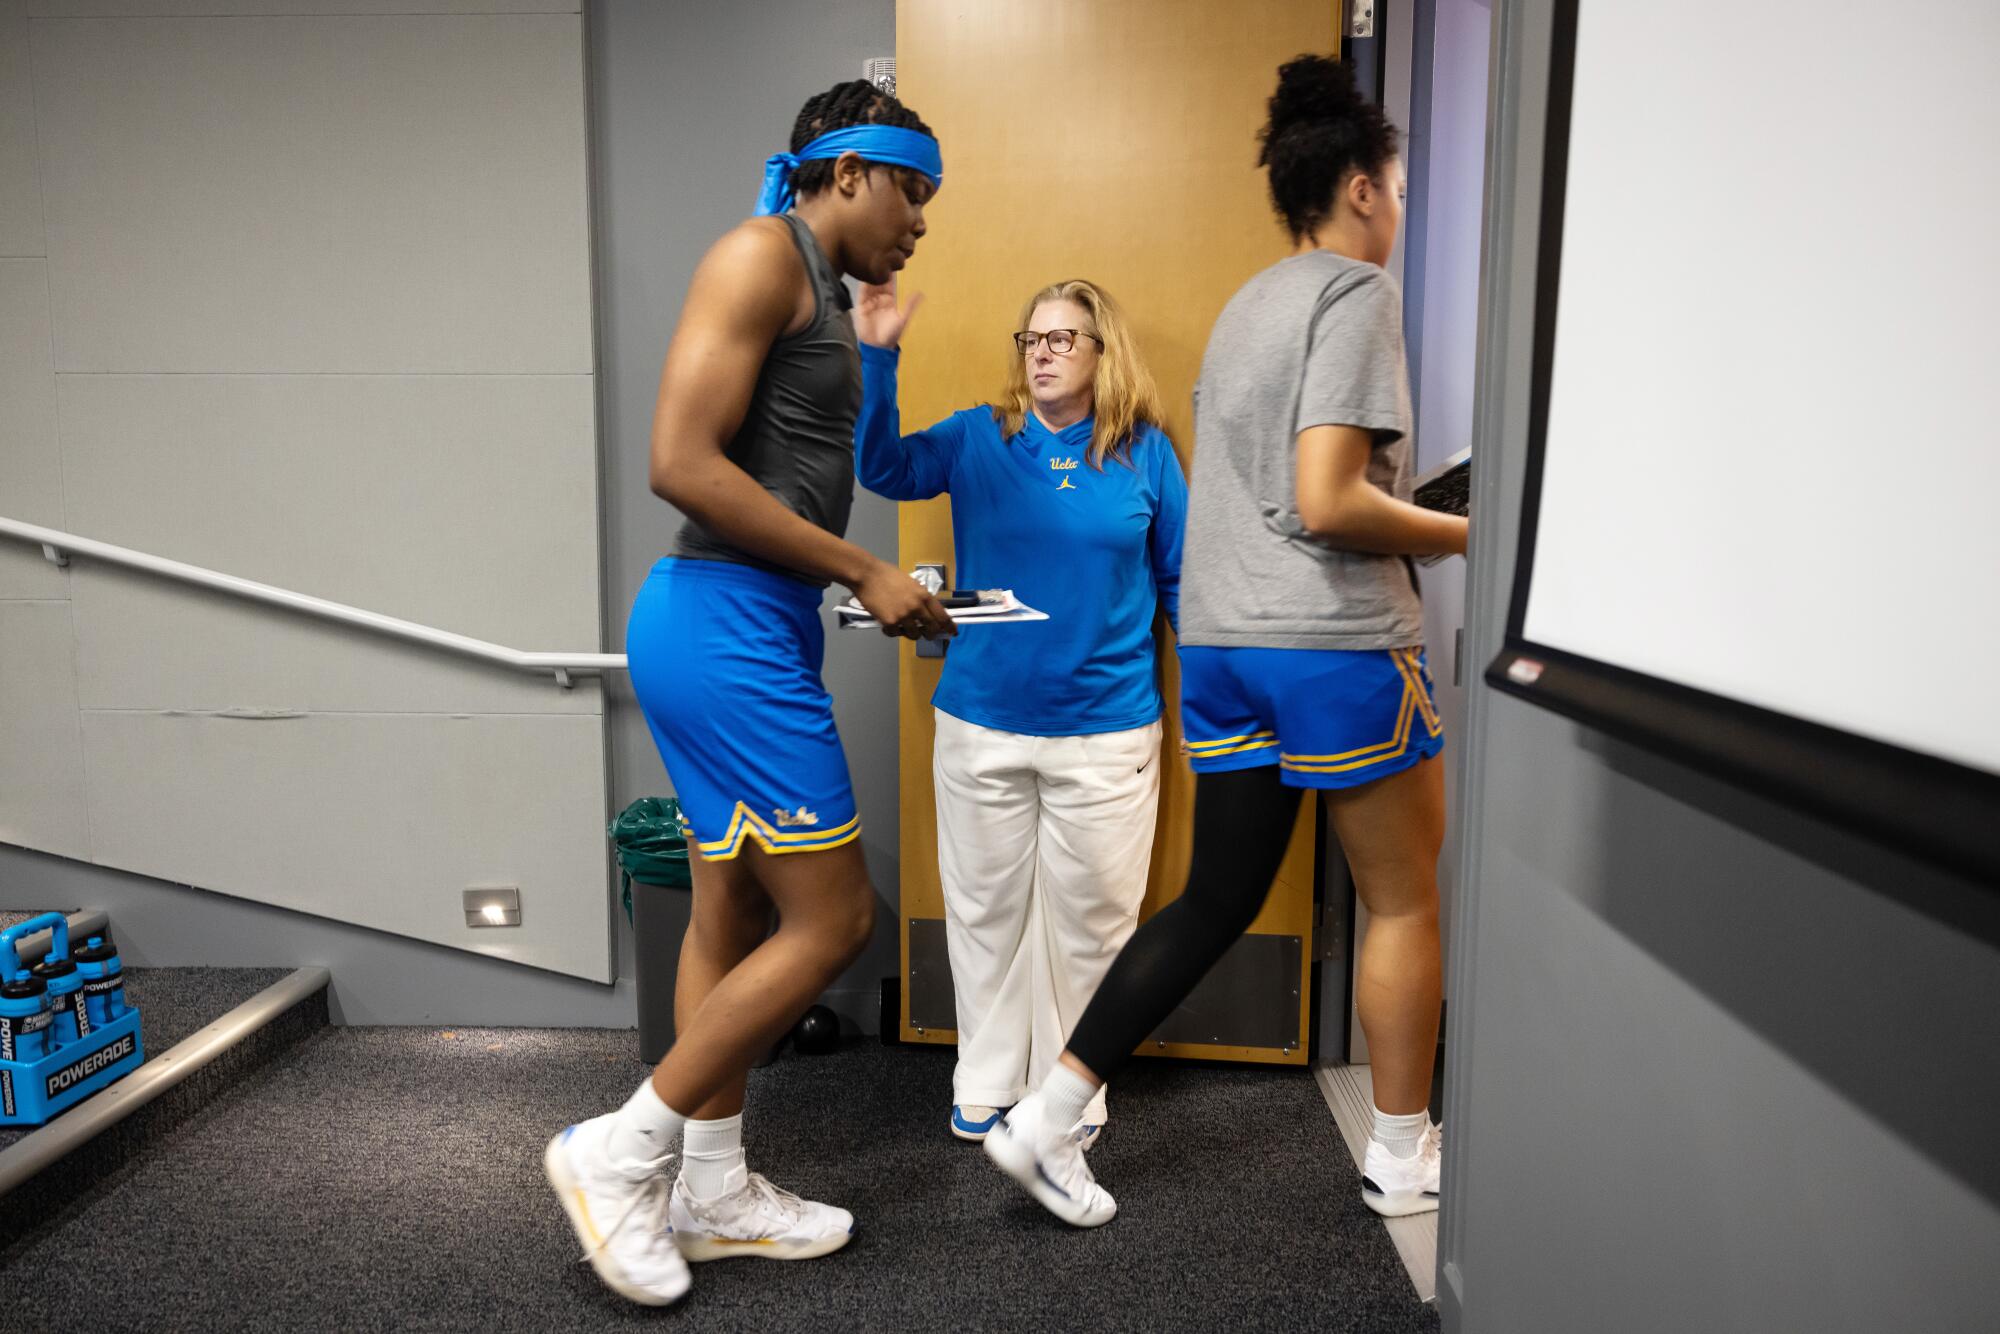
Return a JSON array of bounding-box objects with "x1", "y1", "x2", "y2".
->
[
  {"x1": 670, "y1": 1162, "x2": 855, "y2": 1261},
  {"x1": 1361, "y1": 1120, "x2": 1442, "y2": 1218},
  {"x1": 982, "y1": 1090, "x2": 1117, "y2": 1227},
  {"x1": 544, "y1": 1118, "x2": 692, "y2": 1306}
]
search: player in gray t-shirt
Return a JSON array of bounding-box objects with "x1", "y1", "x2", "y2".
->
[
  {"x1": 1180, "y1": 248, "x2": 1425, "y2": 648},
  {"x1": 983, "y1": 54, "x2": 1469, "y2": 1231}
]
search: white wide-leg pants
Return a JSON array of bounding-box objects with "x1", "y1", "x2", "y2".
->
[{"x1": 932, "y1": 709, "x2": 1163, "y2": 1125}]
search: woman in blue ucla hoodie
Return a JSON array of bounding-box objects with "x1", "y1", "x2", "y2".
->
[{"x1": 854, "y1": 277, "x2": 1186, "y2": 1143}]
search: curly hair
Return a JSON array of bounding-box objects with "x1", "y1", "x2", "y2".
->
[
  {"x1": 788, "y1": 79, "x2": 935, "y2": 200},
  {"x1": 1258, "y1": 54, "x2": 1400, "y2": 240}
]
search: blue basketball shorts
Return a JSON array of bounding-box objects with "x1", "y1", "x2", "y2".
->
[
  {"x1": 1178, "y1": 645, "x2": 1445, "y2": 790},
  {"x1": 625, "y1": 558, "x2": 860, "y2": 860}
]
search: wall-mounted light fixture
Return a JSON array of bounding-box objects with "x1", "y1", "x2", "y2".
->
[{"x1": 463, "y1": 886, "x2": 521, "y2": 928}]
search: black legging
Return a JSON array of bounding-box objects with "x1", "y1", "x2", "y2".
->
[{"x1": 1066, "y1": 765, "x2": 1305, "y2": 1079}]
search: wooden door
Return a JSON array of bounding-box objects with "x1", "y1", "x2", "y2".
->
[{"x1": 894, "y1": 0, "x2": 1334, "y2": 1064}]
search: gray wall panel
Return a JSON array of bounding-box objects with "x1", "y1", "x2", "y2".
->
[
  {"x1": 79, "y1": 708, "x2": 612, "y2": 980},
  {"x1": 32, "y1": 14, "x2": 593, "y2": 373},
  {"x1": 0, "y1": 843, "x2": 626, "y2": 1028},
  {"x1": 56, "y1": 375, "x2": 600, "y2": 647},
  {"x1": 0, "y1": 602, "x2": 89, "y2": 859},
  {"x1": 0, "y1": 540, "x2": 62, "y2": 602},
  {"x1": 3, "y1": 4, "x2": 577, "y2": 15},
  {"x1": 3, "y1": 0, "x2": 908, "y2": 1030},
  {"x1": 0, "y1": 259, "x2": 65, "y2": 600},
  {"x1": 2, "y1": 1, "x2": 612, "y2": 1004},
  {"x1": 1438, "y1": 4, "x2": 2000, "y2": 1327},
  {"x1": 0, "y1": 21, "x2": 41, "y2": 256},
  {"x1": 69, "y1": 570, "x2": 602, "y2": 717},
  {"x1": 1451, "y1": 705, "x2": 2000, "y2": 1332},
  {"x1": 58, "y1": 370, "x2": 601, "y2": 715}
]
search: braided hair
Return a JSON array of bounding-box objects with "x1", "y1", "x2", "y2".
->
[
  {"x1": 788, "y1": 79, "x2": 935, "y2": 200},
  {"x1": 1258, "y1": 55, "x2": 1400, "y2": 240}
]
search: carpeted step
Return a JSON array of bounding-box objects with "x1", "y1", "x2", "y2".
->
[{"x1": 0, "y1": 962, "x2": 330, "y2": 1252}]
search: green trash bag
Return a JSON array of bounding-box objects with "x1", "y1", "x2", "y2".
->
[{"x1": 609, "y1": 796, "x2": 693, "y2": 921}]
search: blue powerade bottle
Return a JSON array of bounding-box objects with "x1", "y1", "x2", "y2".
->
[
  {"x1": 33, "y1": 956, "x2": 89, "y2": 1046},
  {"x1": 0, "y1": 975, "x2": 52, "y2": 1064},
  {"x1": 74, "y1": 935, "x2": 127, "y2": 1029}
]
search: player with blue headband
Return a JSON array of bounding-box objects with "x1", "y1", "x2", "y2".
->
[{"x1": 544, "y1": 81, "x2": 947, "y2": 1310}]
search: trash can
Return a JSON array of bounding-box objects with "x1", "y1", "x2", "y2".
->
[{"x1": 609, "y1": 797, "x2": 691, "y2": 1063}]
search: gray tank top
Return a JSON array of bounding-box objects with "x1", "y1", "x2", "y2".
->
[{"x1": 669, "y1": 211, "x2": 861, "y2": 586}]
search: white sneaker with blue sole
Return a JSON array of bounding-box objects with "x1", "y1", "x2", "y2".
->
[{"x1": 950, "y1": 1104, "x2": 1005, "y2": 1141}]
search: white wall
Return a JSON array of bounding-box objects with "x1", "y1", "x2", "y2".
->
[
  {"x1": 0, "y1": 3, "x2": 612, "y2": 982},
  {"x1": 1521, "y1": 2, "x2": 1997, "y2": 775}
]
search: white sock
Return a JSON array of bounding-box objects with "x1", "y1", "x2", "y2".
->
[
  {"x1": 1372, "y1": 1106, "x2": 1428, "y2": 1160},
  {"x1": 680, "y1": 1114, "x2": 744, "y2": 1199},
  {"x1": 1038, "y1": 1064, "x2": 1098, "y2": 1131},
  {"x1": 607, "y1": 1078, "x2": 686, "y2": 1168}
]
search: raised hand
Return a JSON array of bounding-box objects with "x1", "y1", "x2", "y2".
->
[{"x1": 854, "y1": 276, "x2": 925, "y2": 350}]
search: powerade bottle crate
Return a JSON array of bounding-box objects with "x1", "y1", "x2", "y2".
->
[{"x1": 0, "y1": 913, "x2": 145, "y2": 1127}]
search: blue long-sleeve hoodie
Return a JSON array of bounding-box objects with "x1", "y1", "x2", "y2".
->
[{"x1": 855, "y1": 342, "x2": 1186, "y2": 737}]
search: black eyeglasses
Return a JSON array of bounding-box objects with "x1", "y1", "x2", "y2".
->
[{"x1": 1013, "y1": 329, "x2": 1104, "y2": 356}]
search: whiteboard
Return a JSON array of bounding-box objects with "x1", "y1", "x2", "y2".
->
[{"x1": 1493, "y1": 0, "x2": 2000, "y2": 879}]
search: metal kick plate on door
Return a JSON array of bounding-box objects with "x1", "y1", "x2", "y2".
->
[
  {"x1": 1147, "y1": 933, "x2": 1302, "y2": 1049},
  {"x1": 906, "y1": 917, "x2": 957, "y2": 1030}
]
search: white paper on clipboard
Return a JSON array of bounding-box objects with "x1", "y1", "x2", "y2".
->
[{"x1": 835, "y1": 588, "x2": 1048, "y2": 630}]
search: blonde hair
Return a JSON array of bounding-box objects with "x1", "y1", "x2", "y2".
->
[{"x1": 994, "y1": 279, "x2": 1167, "y2": 471}]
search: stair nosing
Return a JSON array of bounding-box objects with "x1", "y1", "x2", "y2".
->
[{"x1": 0, "y1": 964, "x2": 331, "y2": 1197}]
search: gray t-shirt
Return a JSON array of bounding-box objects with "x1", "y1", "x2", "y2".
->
[{"x1": 1179, "y1": 250, "x2": 1424, "y2": 650}]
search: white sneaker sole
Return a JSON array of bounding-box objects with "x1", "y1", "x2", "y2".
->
[
  {"x1": 982, "y1": 1124, "x2": 1116, "y2": 1228},
  {"x1": 1362, "y1": 1181, "x2": 1441, "y2": 1218},
  {"x1": 543, "y1": 1132, "x2": 691, "y2": 1307},
  {"x1": 675, "y1": 1229, "x2": 854, "y2": 1263}
]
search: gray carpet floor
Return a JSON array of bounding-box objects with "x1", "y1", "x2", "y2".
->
[
  {"x1": 0, "y1": 965, "x2": 291, "y2": 1150},
  {"x1": 1, "y1": 1031, "x2": 1440, "y2": 1332}
]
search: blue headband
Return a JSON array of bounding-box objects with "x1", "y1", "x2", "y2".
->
[{"x1": 754, "y1": 125, "x2": 943, "y2": 217}]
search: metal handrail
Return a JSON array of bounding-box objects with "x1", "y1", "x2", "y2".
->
[{"x1": 0, "y1": 517, "x2": 624, "y2": 688}]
